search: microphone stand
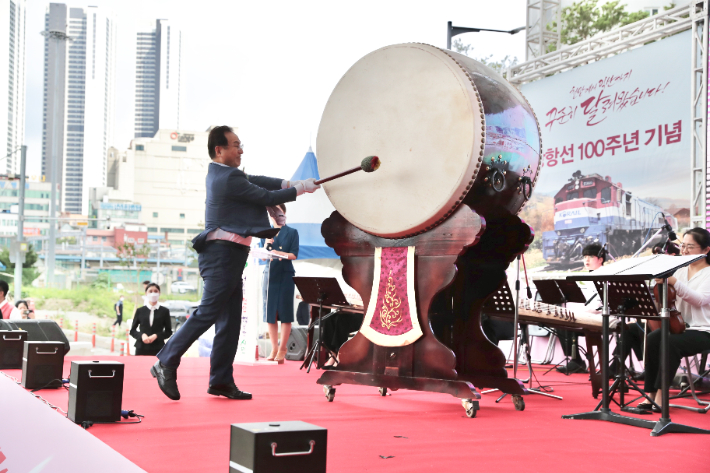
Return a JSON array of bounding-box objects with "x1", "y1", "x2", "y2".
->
[{"x1": 632, "y1": 224, "x2": 672, "y2": 258}]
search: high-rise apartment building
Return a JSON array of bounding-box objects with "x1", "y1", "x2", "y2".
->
[
  {"x1": 1, "y1": 0, "x2": 26, "y2": 175},
  {"x1": 42, "y1": 3, "x2": 116, "y2": 215},
  {"x1": 134, "y1": 19, "x2": 183, "y2": 138}
]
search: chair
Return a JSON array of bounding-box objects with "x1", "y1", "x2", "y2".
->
[{"x1": 671, "y1": 350, "x2": 710, "y2": 413}]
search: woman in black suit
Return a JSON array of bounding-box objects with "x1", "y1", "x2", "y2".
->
[{"x1": 130, "y1": 283, "x2": 173, "y2": 356}]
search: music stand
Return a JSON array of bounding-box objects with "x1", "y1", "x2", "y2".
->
[
  {"x1": 534, "y1": 279, "x2": 587, "y2": 375},
  {"x1": 481, "y1": 281, "x2": 561, "y2": 404},
  {"x1": 564, "y1": 254, "x2": 710, "y2": 436},
  {"x1": 293, "y1": 277, "x2": 349, "y2": 373}
]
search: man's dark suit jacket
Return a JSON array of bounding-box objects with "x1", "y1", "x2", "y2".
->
[
  {"x1": 192, "y1": 163, "x2": 298, "y2": 252},
  {"x1": 130, "y1": 305, "x2": 173, "y2": 352}
]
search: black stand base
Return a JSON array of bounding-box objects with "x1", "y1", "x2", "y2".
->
[
  {"x1": 650, "y1": 418, "x2": 710, "y2": 437},
  {"x1": 562, "y1": 409, "x2": 710, "y2": 437}
]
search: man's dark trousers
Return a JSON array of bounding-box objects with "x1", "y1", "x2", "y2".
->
[{"x1": 157, "y1": 242, "x2": 249, "y2": 386}]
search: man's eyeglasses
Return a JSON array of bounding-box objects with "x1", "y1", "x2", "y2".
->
[{"x1": 232, "y1": 143, "x2": 244, "y2": 150}]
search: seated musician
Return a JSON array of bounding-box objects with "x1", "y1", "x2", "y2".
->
[
  {"x1": 639, "y1": 228, "x2": 710, "y2": 411},
  {"x1": 556, "y1": 242, "x2": 604, "y2": 373}
]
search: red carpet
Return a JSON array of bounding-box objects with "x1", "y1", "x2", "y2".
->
[{"x1": 5, "y1": 356, "x2": 710, "y2": 472}]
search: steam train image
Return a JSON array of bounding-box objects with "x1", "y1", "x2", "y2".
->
[{"x1": 542, "y1": 171, "x2": 677, "y2": 264}]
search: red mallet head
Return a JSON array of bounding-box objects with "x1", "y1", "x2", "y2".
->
[{"x1": 361, "y1": 156, "x2": 381, "y2": 173}]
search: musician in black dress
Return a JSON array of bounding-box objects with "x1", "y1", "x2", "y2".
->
[{"x1": 130, "y1": 283, "x2": 173, "y2": 356}]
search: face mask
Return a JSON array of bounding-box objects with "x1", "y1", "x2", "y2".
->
[{"x1": 147, "y1": 293, "x2": 160, "y2": 303}]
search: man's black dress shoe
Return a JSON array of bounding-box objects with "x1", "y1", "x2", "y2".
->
[
  {"x1": 208, "y1": 383, "x2": 253, "y2": 400},
  {"x1": 150, "y1": 361, "x2": 180, "y2": 400}
]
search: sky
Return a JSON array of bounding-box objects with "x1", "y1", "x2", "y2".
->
[{"x1": 23, "y1": 0, "x2": 528, "y2": 178}]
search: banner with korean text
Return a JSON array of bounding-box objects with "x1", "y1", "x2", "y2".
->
[{"x1": 519, "y1": 30, "x2": 691, "y2": 265}]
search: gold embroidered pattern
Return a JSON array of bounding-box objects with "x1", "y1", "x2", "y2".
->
[{"x1": 379, "y1": 270, "x2": 403, "y2": 330}]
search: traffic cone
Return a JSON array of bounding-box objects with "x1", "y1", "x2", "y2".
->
[
  {"x1": 110, "y1": 326, "x2": 115, "y2": 353},
  {"x1": 74, "y1": 320, "x2": 79, "y2": 342},
  {"x1": 92, "y1": 323, "x2": 96, "y2": 348}
]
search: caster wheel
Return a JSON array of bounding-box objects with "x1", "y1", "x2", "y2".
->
[
  {"x1": 461, "y1": 399, "x2": 479, "y2": 418},
  {"x1": 323, "y1": 385, "x2": 336, "y2": 402},
  {"x1": 512, "y1": 394, "x2": 525, "y2": 411},
  {"x1": 379, "y1": 387, "x2": 388, "y2": 396}
]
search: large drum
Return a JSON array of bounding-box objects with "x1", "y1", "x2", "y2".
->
[{"x1": 317, "y1": 43, "x2": 542, "y2": 238}]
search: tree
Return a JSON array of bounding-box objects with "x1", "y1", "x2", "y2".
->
[
  {"x1": 116, "y1": 242, "x2": 151, "y2": 284},
  {"x1": 117, "y1": 242, "x2": 151, "y2": 309},
  {"x1": 0, "y1": 244, "x2": 41, "y2": 286},
  {"x1": 452, "y1": 38, "x2": 519, "y2": 74},
  {"x1": 547, "y1": 0, "x2": 651, "y2": 50}
]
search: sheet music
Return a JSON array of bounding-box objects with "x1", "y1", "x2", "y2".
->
[{"x1": 567, "y1": 254, "x2": 704, "y2": 281}]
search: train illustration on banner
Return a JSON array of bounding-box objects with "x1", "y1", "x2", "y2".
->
[{"x1": 542, "y1": 170, "x2": 677, "y2": 267}]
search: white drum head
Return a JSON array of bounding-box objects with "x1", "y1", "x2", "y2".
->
[{"x1": 317, "y1": 43, "x2": 484, "y2": 238}]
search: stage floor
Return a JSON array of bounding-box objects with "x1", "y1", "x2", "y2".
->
[{"x1": 3, "y1": 356, "x2": 710, "y2": 472}]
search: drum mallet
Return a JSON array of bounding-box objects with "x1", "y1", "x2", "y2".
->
[{"x1": 314, "y1": 156, "x2": 380, "y2": 185}]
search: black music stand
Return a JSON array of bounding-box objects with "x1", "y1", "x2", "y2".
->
[
  {"x1": 534, "y1": 279, "x2": 587, "y2": 376},
  {"x1": 481, "y1": 281, "x2": 561, "y2": 405},
  {"x1": 564, "y1": 254, "x2": 710, "y2": 436},
  {"x1": 293, "y1": 277, "x2": 349, "y2": 373},
  {"x1": 591, "y1": 279, "x2": 653, "y2": 413}
]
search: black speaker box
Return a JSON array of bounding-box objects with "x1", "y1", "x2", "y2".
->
[
  {"x1": 68, "y1": 361, "x2": 124, "y2": 424},
  {"x1": 0, "y1": 320, "x2": 70, "y2": 354},
  {"x1": 22, "y1": 341, "x2": 66, "y2": 389},
  {"x1": 286, "y1": 327, "x2": 308, "y2": 361},
  {"x1": 230, "y1": 421, "x2": 327, "y2": 473},
  {"x1": 0, "y1": 330, "x2": 28, "y2": 369}
]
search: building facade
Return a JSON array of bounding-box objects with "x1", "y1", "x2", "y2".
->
[
  {"x1": 0, "y1": 0, "x2": 26, "y2": 175},
  {"x1": 0, "y1": 178, "x2": 55, "y2": 249},
  {"x1": 99, "y1": 128, "x2": 219, "y2": 245},
  {"x1": 42, "y1": 3, "x2": 117, "y2": 215},
  {"x1": 89, "y1": 187, "x2": 141, "y2": 230},
  {"x1": 134, "y1": 19, "x2": 183, "y2": 139}
]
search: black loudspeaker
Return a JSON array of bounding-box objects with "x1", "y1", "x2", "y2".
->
[
  {"x1": 286, "y1": 327, "x2": 308, "y2": 361},
  {"x1": 68, "y1": 361, "x2": 124, "y2": 424},
  {"x1": 22, "y1": 341, "x2": 66, "y2": 389},
  {"x1": 230, "y1": 421, "x2": 327, "y2": 473},
  {"x1": 0, "y1": 330, "x2": 28, "y2": 369},
  {"x1": 296, "y1": 301, "x2": 310, "y2": 326},
  {"x1": 0, "y1": 320, "x2": 70, "y2": 354}
]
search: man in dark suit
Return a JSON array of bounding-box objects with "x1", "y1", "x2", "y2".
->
[{"x1": 151, "y1": 125, "x2": 319, "y2": 400}]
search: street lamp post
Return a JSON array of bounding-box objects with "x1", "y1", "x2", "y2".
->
[
  {"x1": 13, "y1": 145, "x2": 27, "y2": 302},
  {"x1": 446, "y1": 21, "x2": 525, "y2": 49}
]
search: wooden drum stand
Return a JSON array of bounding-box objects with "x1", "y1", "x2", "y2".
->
[{"x1": 317, "y1": 207, "x2": 532, "y2": 417}]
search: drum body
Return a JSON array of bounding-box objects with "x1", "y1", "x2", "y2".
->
[{"x1": 317, "y1": 43, "x2": 541, "y2": 238}]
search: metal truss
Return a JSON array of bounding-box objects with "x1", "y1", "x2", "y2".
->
[
  {"x1": 510, "y1": 1, "x2": 710, "y2": 230},
  {"x1": 525, "y1": 0, "x2": 561, "y2": 61},
  {"x1": 508, "y1": 3, "x2": 694, "y2": 85},
  {"x1": 691, "y1": 0, "x2": 708, "y2": 229}
]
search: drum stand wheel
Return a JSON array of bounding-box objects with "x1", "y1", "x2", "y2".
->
[
  {"x1": 462, "y1": 399, "x2": 479, "y2": 418},
  {"x1": 378, "y1": 387, "x2": 388, "y2": 396},
  {"x1": 323, "y1": 385, "x2": 336, "y2": 402},
  {"x1": 512, "y1": 394, "x2": 525, "y2": 411}
]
